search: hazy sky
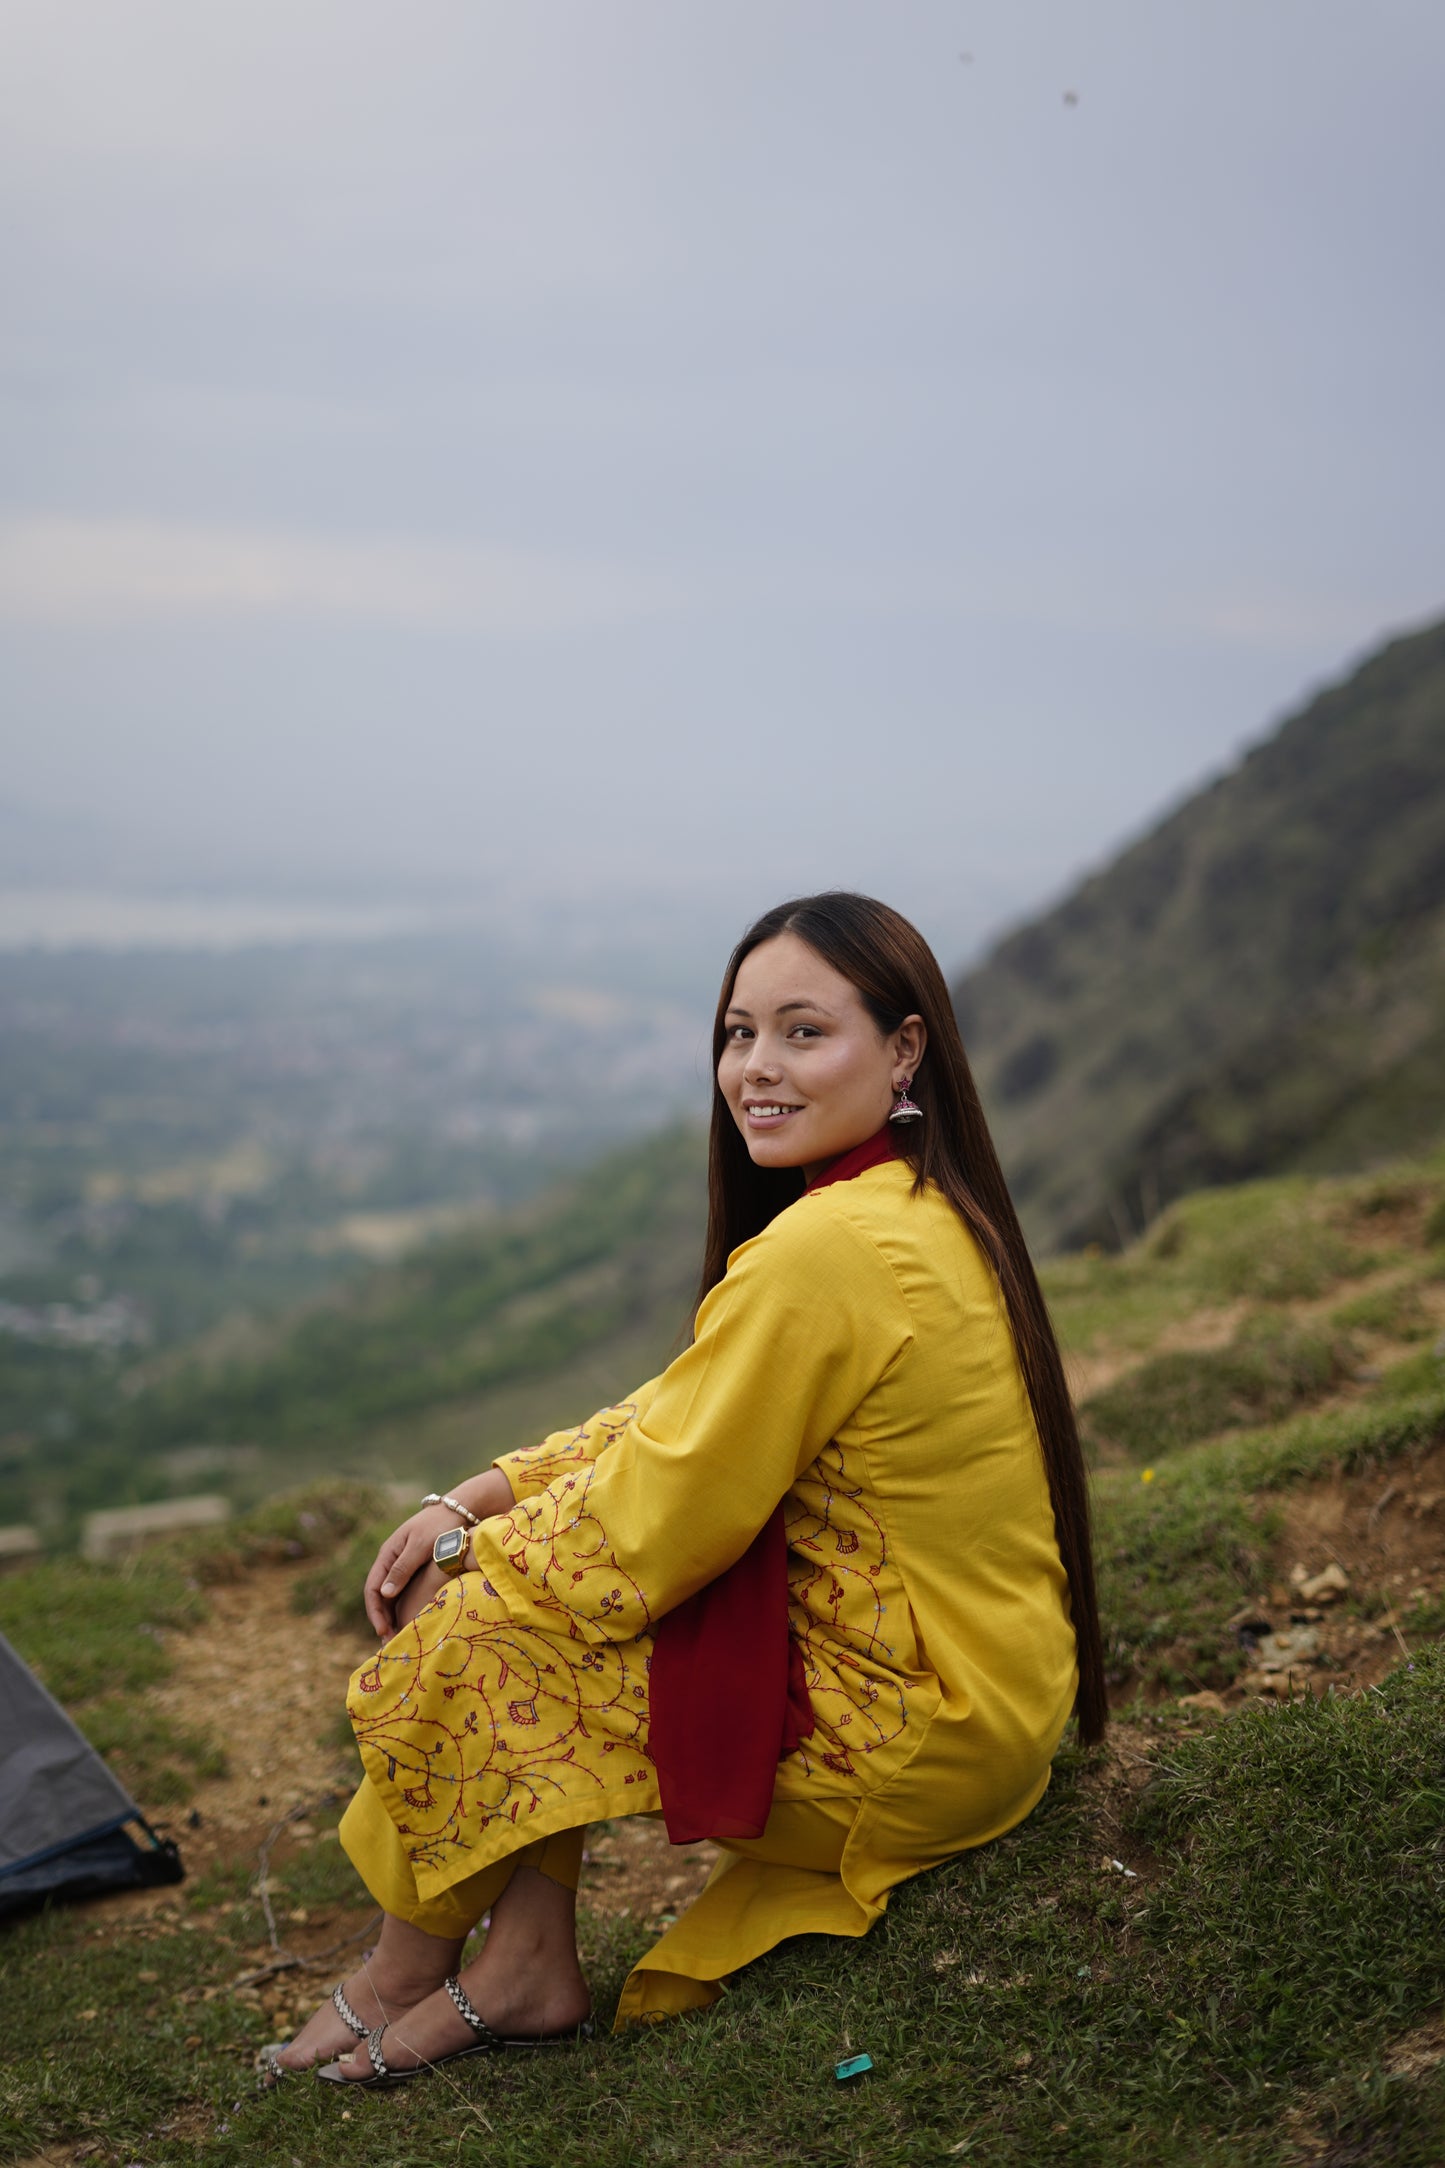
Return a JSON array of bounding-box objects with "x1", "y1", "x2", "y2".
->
[{"x1": 2, "y1": 0, "x2": 1442, "y2": 966}]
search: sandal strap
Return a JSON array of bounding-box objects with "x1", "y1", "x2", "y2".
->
[
  {"x1": 332, "y1": 1984, "x2": 370, "y2": 2040},
  {"x1": 444, "y1": 1974, "x2": 499, "y2": 2045},
  {"x1": 365, "y1": 2025, "x2": 391, "y2": 2080}
]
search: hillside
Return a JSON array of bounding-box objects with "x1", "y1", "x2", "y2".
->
[
  {"x1": 952, "y1": 612, "x2": 1445, "y2": 1251},
  {"x1": 2, "y1": 1123, "x2": 706, "y2": 1530},
  {"x1": 3, "y1": 1154, "x2": 1444, "y2": 2164}
]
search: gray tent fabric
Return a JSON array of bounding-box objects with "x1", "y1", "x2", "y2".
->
[{"x1": 0, "y1": 1628, "x2": 183, "y2": 1913}]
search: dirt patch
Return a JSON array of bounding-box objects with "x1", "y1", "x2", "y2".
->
[
  {"x1": 1148, "y1": 1443, "x2": 1445, "y2": 1715},
  {"x1": 1384, "y1": 2011, "x2": 1445, "y2": 2082},
  {"x1": 1069, "y1": 1248, "x2": 1445, "y2": 1418},
  {"x1": 1280, "y1": 2010, "x2": 1445, "y2": 2164},
  {"x1": 1064, "y1": 1303, "x2": 1249, "y2": 1404},
  {"x1": 148, "y1": 1562, "x2": 367, "y2": 1877},
  {"x1": 1250, "y1": 1441, "x2": 1445, "y2": 1691},
  {"x1": 586, "y1": 1816, "x2": 718, "y2": 1928}
]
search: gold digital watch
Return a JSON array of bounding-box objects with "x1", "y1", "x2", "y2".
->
[{"x1": 432, "y1": 1524, "x2": 472, "y2": 1576}]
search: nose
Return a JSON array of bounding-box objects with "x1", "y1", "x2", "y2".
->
[{"x1": 743, "y1": 1042, "x2": 781, "y2": 1084}]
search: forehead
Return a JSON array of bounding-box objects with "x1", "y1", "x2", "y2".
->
[{"x1": 728, "y1": 932, "x2": 862, "y2": 1012}]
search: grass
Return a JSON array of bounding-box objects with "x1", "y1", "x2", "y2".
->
[
  {"x1": 3, "y1": 1655, "x2": 1444, "y2": 2164},
  {"x1": 1080, "y1": 1315, "x2": 1347, "y2": 1461},
  {"x1": 1330, "y1": 1278, "x2": 1433, "y2": 1340},
  {"x1": 76, "y1": 1699, "x2": 228, "y2": 1807},
  {"x1": 0, "y1": 1553, "x2": 207, "y2": 1704},
  {"x1": 1043, "y1": 1161, "x2": 1445, "y2": 1369},
  {"x1": 0, "y1": 1554, "x2": 221, "y2": 1808},
  {"x1": 4, "y1": 1154, "x2": 1445, "y2": 2160}
]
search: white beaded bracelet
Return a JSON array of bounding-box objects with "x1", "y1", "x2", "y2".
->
[{"x1": 420, "y1": 1491, "x2": 480, "y2": 1529}]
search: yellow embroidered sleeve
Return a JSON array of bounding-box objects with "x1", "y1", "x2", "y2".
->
[
  {"x1": 473, "y1": 1199, "x2": 913, "y2": 1643},
  {"x1": 492, "y1": 1379, "x2": 663, "y2": 1503}
]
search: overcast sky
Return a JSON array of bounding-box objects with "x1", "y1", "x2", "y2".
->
[{"x1": 1, "y1": 0, "x2": 1442, "y2": 968}]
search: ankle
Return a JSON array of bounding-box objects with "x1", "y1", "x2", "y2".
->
[{"x1": 349, "y1": 1954, "x2": 450, "y2": 2012}]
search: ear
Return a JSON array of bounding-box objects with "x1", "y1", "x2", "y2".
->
[{"x1": 893, "y1": 1014, "x2": 927, "y2": 1081}]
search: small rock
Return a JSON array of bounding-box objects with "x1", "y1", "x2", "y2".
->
[
  {"x1": 1296, "y1": 1562, "x2": 1349, "y2": 1605},
  {"x1": 1178, "y1": 1689, "x2": 1229, "y2": 1714},
  {"x1": 1254, "y1": 1625, "x2": 1320, "y2": 1673}
]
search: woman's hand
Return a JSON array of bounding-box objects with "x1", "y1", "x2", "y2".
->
[{"x1": 363, "y1": 1467, "x2": 516, "y2": 1638}]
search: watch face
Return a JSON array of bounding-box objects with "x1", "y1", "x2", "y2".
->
[{"x1": 435, "y1": 1527, "x2": 468, "y2": 1565}]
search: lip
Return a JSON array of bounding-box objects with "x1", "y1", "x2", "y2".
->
[{"x1": 742, "y1": 1100, "x2": 804, "y2": 1128}]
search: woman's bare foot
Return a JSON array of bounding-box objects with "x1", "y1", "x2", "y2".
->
[
  {"x1": 324, "y1": 1863, "x2": 589, "y2": 2083},
  {"x1": 324, "y1": 1962, "x2": 591, "y2": 2080},
  {"x1": 268, "y1": 1918, "x2": 464, "y2": 2075}
]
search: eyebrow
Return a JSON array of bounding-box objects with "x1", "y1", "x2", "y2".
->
[{"x1": 724, "y1": 999, "x2": 837, "y2": 1019}]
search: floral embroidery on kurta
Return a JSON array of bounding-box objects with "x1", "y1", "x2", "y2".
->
[
  {"x1": 349, "y1": 1565, "x2": 657, "y2": 1877},
  {"x1": 785, "y1": 1435, "x2": 911, "y2": 1779}
]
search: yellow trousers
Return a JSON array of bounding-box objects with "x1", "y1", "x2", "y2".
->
[
  {"x1": 339, "y1": 1773, "x2": 854, "y2": 1961},
  {"x1": 339, "y1": 1777, "x2": 585, "y2": 1939}
]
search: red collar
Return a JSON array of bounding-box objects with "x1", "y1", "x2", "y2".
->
[{"x1": 805, "y1": 1127, "x2": 897, "y2": 1193}]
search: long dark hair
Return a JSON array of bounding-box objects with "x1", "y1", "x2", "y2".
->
[{"x1": 698, "y1": 891, "x2": 1107, "y2": 1745}]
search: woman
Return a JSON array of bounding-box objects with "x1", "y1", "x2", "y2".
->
[{"x1": 268, "y1": 891, "x2": 1105, "y2": 2088}]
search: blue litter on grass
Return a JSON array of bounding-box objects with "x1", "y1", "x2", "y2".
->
[{"x1": 835, "y1": 2054, "x2": 873, "y2": 2082}]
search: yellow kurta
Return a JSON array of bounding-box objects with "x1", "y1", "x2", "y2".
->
[{"x1": 345, "y1": 1159, "x2": 1077, "y2": 2023}]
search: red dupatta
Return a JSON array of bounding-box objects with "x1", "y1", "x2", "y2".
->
[{"x1": 649, "y1": 1127, "x2": 899, "y2": 1844}]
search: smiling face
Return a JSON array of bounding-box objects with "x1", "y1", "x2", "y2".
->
[{"x1": 718, "y1": 931, "x2": 926, "y2": 1182}]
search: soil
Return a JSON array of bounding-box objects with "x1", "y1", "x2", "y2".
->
[
  {"x1": 1145, "y1": 1440, "x2": 1445, "y2": 1713},
  {"x1": 1250, "y1": 1439, "x2": 1445, "y2": 1693},
  {"x1": 1064, "y1": 1302, "x2": 1249, "y2": 1402}
]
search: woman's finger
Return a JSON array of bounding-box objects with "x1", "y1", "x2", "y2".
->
[
  {"x1": 365, "y1": 1529, "x2": 405, "y2": 1601},
  {"x1": 378, "y1": 1529, "x2": 431, "y2": 1599},
  {"x1": 364, "y1": 1527, "x2": 411, "y2": 1635}
]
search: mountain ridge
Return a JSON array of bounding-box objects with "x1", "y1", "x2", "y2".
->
[{"x1": 952, "y1": 613, "x2": 1445, "y2": 1250}]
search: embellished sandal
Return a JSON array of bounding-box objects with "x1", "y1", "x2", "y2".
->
[
  {"x1": 257, "y1": 1982, "x2": 370, "y2": 2087},
  {"x1": 315, "y1": 1975, "x2": 594, "y2": 2089}
]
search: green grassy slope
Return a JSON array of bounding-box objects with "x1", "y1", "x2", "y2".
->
[
  {"x1": 3, "y1": 1157, "x2": 1444, "y2": 2163},
  {"x1": 3, "y1": 1124, "x2": 706, "y2": 1529},
  {"x1": 3, "y1": 1661, "x2": 1444, "y2": 2166},
  {"x1": 951, "y1": 613, "x2": 1445, "y2": 1250}
]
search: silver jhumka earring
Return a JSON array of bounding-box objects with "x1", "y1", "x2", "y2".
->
[{"x1": 889, "y1": 1075, "x2": 923, "y2": 1123}]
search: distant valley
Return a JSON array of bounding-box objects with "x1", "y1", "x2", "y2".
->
[{"x1": 5, "y1": 612, "x2": 1444, "y2": 1531}]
